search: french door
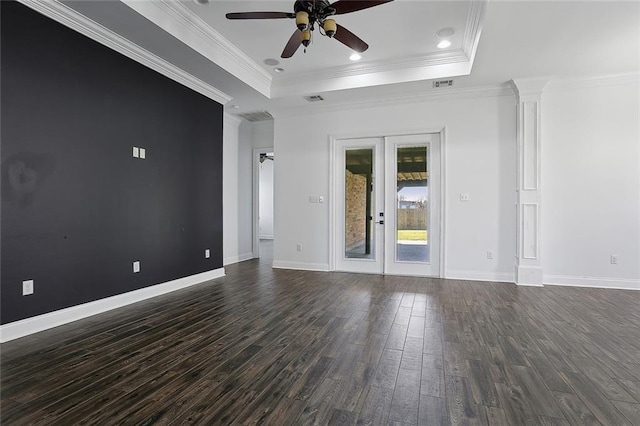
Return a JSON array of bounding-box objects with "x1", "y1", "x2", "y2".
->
[{"x1": 334, "y1": 134, "x2": 441, "y2": 276}]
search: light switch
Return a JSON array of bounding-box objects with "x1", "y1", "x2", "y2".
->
[
  {"x1": 139, "y1": 148, "x2": 146, "y2": 159},
  {"x1": 133, "y1": 147, "x2": 139, "y2": 158},
  {"x1": 133, "y1": 261, "x2": 140, "y2": 273}
]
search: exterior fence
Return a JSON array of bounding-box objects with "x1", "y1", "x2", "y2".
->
[{"x1": 397, "y1": 208, "x2": 427, "y2": 230}]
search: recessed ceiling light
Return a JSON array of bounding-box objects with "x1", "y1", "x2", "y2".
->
[
  {"x1": 273, "y1": 67, "x2": 285, "y2": 73},
  {"x1": 264, "y1": 58, "x2": 280, "y2": 66},
  {"x1": 437, "y1": 40, "x2": 452, "y2": 49},
  {"x1": 349, "y1": 53, "x2": 362, "y2": 61},
  {"x1": 436, "y1": 27, "x2": 455, "y2": 38}
]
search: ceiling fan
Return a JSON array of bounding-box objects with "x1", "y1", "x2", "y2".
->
[{"x1": 226, "y1": 0, "x2": 393, "y2": 58}]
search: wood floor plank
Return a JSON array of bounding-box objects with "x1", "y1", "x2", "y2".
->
[
  {"x1": 2, "y1": 259, "x2": 640, "y2": 424},
  {"x1": 552, "y1": 391, "x2": 603, "y2": 425},
  {"x1": 560, "y1": 371, "x2": 633, "y2": 426},
  {"x1": 388, "y1": 368, "x2": 421, "y2": 424},
  {"x1": 356, "y1": 385, "x2": 394, "y2": 425}
]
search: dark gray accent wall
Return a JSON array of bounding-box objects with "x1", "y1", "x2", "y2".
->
[{"x1": 1, "y1": 1, "x2": 224, "y2": 324}]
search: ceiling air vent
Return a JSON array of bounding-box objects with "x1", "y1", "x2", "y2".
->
[
  {"x1": 433, "y1": 79, "x2": 454, "y2": 88},
  {"x1": 304, "y1": 95, "x2": 325, "y2": 102},
  {"x1": 237, "y1": 111, "x2": 273, "y2": 122}
]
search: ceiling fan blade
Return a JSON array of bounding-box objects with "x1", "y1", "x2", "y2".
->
[
  {"x1": 331, "y1": 0, "x2": 393, "y2": 15},
  {"x1": 226, "y1": 12, "x2": 295, "y2": 20},
  {"x1": 334, "y1": 24, "x2": 368, "y2": 52},
  {"x1": 281, "y1": 29, "x2": 303, "y2": 58}
]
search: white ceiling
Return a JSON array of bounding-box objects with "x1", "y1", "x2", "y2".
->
[{"x1": 56, "y1": 0, "x2": 639, "y2": 116}]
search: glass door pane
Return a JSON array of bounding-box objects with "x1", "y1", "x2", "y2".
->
[
  {"x1": 396, "y1": 145, "x2": 429, "y2": 263},
  {"x1": 345, "y1": 148, "x2": 374, "y2": 259}
]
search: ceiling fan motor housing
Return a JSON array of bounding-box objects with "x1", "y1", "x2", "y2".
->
[{"x1": 294, "y1": 0, "x2": 336, "y2": 26}]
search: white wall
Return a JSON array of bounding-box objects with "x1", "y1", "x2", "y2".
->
[
  {"x1": 224, "y1": 119, "x2": 275, "y2": 263},
  {"x1": 272, "y1": 93, "x2": 518, "y2": 279},
  {"x1": 223, "y1": 114, "x2": 243, "y2": 265},
  {"x1": 542, "y1": 79, "x2": 640, "y2": 289},
  {"x1": 259, "y1": 157, "x2": 274, "y2": 239},
  {"x1": 226, "y1": 77, "x2": 638, "y2": 290}
]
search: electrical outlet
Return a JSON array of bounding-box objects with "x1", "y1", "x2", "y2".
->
[
  {"x1": 205, "y1": 249, "x2": 210, "y2": 258},
  {"x1": 139, "y1": 148, "x2": 146, "y2": 159},
  {"x1": 22, "y1": 280, "x2": 34, "y2": 296},
  {"x1": 133, "y1": 261, "x2": 140, "y2": 273},
  {"x1": 133, "y1": 147, "x2": 139, "y2": 158},
  {"x1": 318, "y1": 195, "x2": 324, "y2": 203},
  {"x1": 487, "y1": 251, "x2": 494, "y2": 260},
  {"x1": 296, "y1": 243, "x2": 302, "y2": 252},
  {"x1": 610, "y1": 255, "x2": 618, "y2": 265},
  {"x1": 460, "y1": 193, "x2": 470, "y2": 202}
]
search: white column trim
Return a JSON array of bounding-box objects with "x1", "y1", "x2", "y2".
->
[{"x1": 510, "y1": 78, "x2": 548, "y2": 286}]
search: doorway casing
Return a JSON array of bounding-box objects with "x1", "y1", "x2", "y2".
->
[{"x1": 329, "y1": 128, "x2": 447, "y2": 277}]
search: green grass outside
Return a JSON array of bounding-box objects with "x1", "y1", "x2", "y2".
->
[{"x1": 397, "y1": 230, "x2": 427, "y2": 241}]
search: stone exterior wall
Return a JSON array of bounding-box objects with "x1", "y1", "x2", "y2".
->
[{"x1": 345, "y1": 170, "x2": 367, "y2": 250}]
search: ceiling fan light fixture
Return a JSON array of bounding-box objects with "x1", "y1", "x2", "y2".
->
[
  {"x1": 349, "y1": 53, "x2": 362, "y2": 61},
  {"x1": 296, "y1": 11, "x2": 309, "y2": 30},
  {"x1": 323, "y1": 19, "x2": 337, "y2": 38},
  {"x1": 301, "y1": 29, "x2": 312, "y2": 47}
]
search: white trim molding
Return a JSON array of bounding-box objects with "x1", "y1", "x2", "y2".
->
[
  {"x1": 446, "y1": 270, "x2": 516, "y2": 284},
  {"x1": 510, "y1": 78, "x2": 548, "y2": 287},
  {"x1": 544, "y1": 275, "x2": 640, "y2": 291},
  {"x1": 272, "y1": 261, "x2": 330, "y2": 272},
  {"x1": 545, "y1": 72, "x2": 640, "y2": 93},
  {"x1": 17, "y1": 0, "x2": 232, "y2": 105},
  {"x1": 0, "y1": 268, "x2": 226, "y2": 343},
  {"x1": 271, "y1": 84, "x2": 514, "y2": 119},
  {"x1": 224, "y1": 253, "x2": 254, "y2": 266}
]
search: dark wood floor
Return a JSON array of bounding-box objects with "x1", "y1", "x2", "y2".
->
[{"x1": 2, "y1": 258, "x2": 640, "y2": 425}]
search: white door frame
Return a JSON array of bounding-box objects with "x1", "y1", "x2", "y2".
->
[
  {"x1": 329, "y1": 128, "x2": 447, "y2": 277},
  {"x1": 253, "y1": 146, "x2": 274, "y2": 259},
  {"x1": 334, "y1": 137, "x2": 385, "y2": 274}
]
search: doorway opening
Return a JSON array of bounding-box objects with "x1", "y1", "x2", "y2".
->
[{"x1": 253, "y1": 148, "x2": 274, "y2": 262}]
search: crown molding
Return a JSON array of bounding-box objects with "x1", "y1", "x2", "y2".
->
[
  {"x1": 545, "y1": 72, "x2": 640, "y2": 93},
  {"x1": 271, "y1": 84, "x2": 514, "y2": 119},
  {"x1": 17, "y1": 0, "x2": 232, "y2": 105},
  {"x1": 509, "y1": 77, "x2": 551, "y2": 98},
  {"x1": 121, "y1": 0, "x2": 272, "y2": 98},
  {"x1": 462, "y1": 0, "x2": 487, "y2": 65},
  {"x1": 275, "y1": 50, "x2": 469, "y2": 88}
]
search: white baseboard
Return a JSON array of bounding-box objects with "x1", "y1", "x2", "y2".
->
[
  {"x1": 0, "y1": 268, "x2": 225, "y2": 343},
  {"x1": 445, "y1": 270, "x2": 515, "y2": 283},
  {"x1": 223, "y1": 252, "x2": 254, "y2": 266},
  {"x1": 272, "y1": 261, "x2": 330, "y2": 272},
  {"x1": 544, "y1": 275, "x2": 640, "y2": 291}
]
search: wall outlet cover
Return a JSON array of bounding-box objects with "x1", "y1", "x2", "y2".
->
[
  {"x1": 22, "y1": 280, "x2": 34, "y2": 296},
  {"x1": 139, "y1": 148, "x2": 146, "y2": 159},
  {"x1": 205, "y1": 249, "x2": 210, "y2": 258},
  {"x1": 133, "y1": 146, "x2": 139, "y2": 158},
  {"x1": 133, "y1": 261, "x2": 140, "y2": 273}
]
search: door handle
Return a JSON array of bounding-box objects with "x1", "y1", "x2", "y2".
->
[{"x1": 375, "y1": 220, "x2": 384, "y2": 225}]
